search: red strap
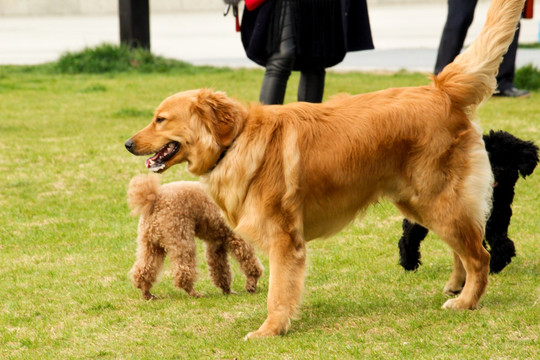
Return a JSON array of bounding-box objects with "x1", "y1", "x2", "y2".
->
[
  {"x1": 522, "y1": 0, "x2": 533, "y2": 19},
  {"x1": 245, "y1": 0, "x2": 266, "y2": 11}
]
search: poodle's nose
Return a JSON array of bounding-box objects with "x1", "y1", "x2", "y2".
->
[{"x1": 125, "y1": 139, "x2": 135, "y2": 153}]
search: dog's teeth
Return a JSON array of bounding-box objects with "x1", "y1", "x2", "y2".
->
[{"x1": 149, "y1": 162, "x2": 166, "y2": 172}]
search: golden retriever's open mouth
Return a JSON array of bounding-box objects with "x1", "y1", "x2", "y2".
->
[{"x1": 145, "y1": 142, "x2": 180, "y2": 172}]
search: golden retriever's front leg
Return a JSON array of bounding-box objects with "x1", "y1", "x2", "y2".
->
[{"x1": 245, "y1": 231, "x2": 306, "y2": 339}]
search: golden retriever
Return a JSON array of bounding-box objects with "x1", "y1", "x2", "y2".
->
[{"x1": 125, "y1": 0, "x2": 525, "y2": 338}]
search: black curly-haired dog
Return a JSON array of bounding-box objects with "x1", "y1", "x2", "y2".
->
[{"x1": 398, "y1": 130, "x2": 539, "y2": 274}]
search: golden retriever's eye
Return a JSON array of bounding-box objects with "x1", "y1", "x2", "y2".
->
[{"x1": 156, "y1": 117, "x2": 166, "y2": 123}]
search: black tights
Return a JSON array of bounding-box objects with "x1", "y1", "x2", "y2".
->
[{"x1": 259, "y1": 1, "x2": 325, "y2": 105}]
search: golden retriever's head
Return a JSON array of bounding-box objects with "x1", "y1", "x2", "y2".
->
[{"x1": 125, "y1": 89, "x2": 246, "y2": 176}]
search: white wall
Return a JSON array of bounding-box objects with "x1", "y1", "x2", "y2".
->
[
  {"x1": 0, "y1": 0, "x2": 454, "y2": 16},
  {"x1": 0, "y1": 0, "x2": 224, "y2": 16}
]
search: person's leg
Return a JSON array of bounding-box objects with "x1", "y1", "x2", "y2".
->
[
  {"x1": 259, "y1": 1, "x2": 295, "y2": 105},
  {"x1": 434, "y1": 0, "x2": 478, "y2": 74},
  {"x1": 298, "y1": 69, "x2": 326, "y2": 103},
  {"x1": 496, "y1": 24, "x2": 520, "y2": 91},
  {"x1": 494, "y1": 23, "x2": 529, "y2": 97}
]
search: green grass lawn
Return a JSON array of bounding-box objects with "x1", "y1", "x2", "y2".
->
[{"x1": 0, "y1": 65, "x2": 538, "y2": 359}]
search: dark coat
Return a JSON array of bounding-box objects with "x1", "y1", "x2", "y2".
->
[{"x1": 241, "y1": 0, "x2": 374, "y2": 70}]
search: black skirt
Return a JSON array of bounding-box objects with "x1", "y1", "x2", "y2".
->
[{"x1": 241, "y1": 0, "x2": 374, "y2": 70}]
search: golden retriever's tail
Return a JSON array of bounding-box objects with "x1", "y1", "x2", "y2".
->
[
  {"x1": 433, "y1": 0, "x2": 525, "y2": 112},
  {"x1": 127, "y1": 174, "x2": 160, "y2": 217}
]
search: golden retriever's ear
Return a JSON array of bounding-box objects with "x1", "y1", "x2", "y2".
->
[{"x1": 192, "y1": 89, "x2": 243, "y2": 147}]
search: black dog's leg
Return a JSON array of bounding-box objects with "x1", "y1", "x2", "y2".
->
[
  {"x1": 398, "y1": 219, "x2": 429, "y2": 271},
  {"x1": 485, "y1": 176, "x2": 517, "y2": 273},
  {"x1": 483, "y1": 130, "x2": 539, "y2": 273}
]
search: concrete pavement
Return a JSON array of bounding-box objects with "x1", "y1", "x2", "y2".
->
[{"x1": 0, "y1": 1, "x2": 539, "y2": 72}]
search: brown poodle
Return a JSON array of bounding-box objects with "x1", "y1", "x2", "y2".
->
[{"x1": 127, "y1": 174, "x2": 263, "y2": 299}]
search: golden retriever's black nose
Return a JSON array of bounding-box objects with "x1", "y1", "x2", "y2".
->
[{"x1": 125, "y1": 139, "x2": 135, "y2": 153}]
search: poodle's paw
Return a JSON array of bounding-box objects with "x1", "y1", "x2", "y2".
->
[
  {"x1": 488, "y1": 239, "x2": 515, "y2": 273},
  {"x1": 401, "y1": 260, "x2": 421, "y2": 272},
  {"x1": 142, "y1": 291, "x2": 157, "y2": 300},
  {"x1": 442, "y1": 298, "x2": 477, "y2": 310},
  {"x1": 187, "y1": 290, "x2": 203, "y2": 298},
  {"x1": 220, "y1": 286, "x2": 233, "y2": 295},
  {"x1": 245, "y1": 279, "x2": 258, "y2": 293},
  {"x1": 489, "y1": 257, "x2": 512, "y2": 274}
]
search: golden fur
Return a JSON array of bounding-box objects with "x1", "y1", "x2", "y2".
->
[
  {"x1": 125, "y1": 0, "x2": 525, "y2": 338},
  {"x1": 127, "y1": 174, "x2": 263, "y2": 299}
]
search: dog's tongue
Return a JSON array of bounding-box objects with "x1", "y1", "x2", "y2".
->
[
  {"x1": 145, "y1": 154, "x2": 160, "y2": 169},
  {"x1": 145, "y1": 156, "x2": 166, "y2": 172}
]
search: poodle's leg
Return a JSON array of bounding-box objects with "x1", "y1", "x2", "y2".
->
[
  {"x1": 485, "y1": 177, "x2": 517, "y2": 273},
  {"x1": 245, "y1": 229, "x2": 306, "y2": 339},
  {"x1": 440, "y1": 219, "x2": 490, "y2": 310},
  {"x1": 486, "y1": 234, "x2": 516, "y2": 273},
  {"x1": 130, "y1": 237, "x2": 166, "y2": 300},
  {"x1": 205, "y1": 241, "x2": 233, "y2": 294},
  {"x1": 225, "y1": 235, "x2": 264, "y2": 293},
  {"x1": 165, "y1": 234, "x2": 202, "y2": 298},
  {"x1": 398, "y1": 219, "x2": 429, "y2": 271},
  {"x1": 482, "y1": 131, "x2": 539, "y2": 272}
]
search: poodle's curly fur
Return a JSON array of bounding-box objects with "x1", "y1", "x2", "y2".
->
[
  {"x1": 128, "y1": 174, "x2": 263, "y2": 299},
  {"x1": 399, "y1": 130, "x2": 539, "y2": 273}
]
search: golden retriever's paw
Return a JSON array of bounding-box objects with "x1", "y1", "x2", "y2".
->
[
  {"x1": 243, "y1": 319, "x2": 290, "y2": 340},
  {"x1": 243, "y1": 329, "x2": 280, "y2": 340},
  {"x1": 443, "y1": 285, "x2": 463, "y2": 296},
  {"x1": 243, "y1": 331, "x2": 261, "y2": 340},
  {"x1": 442, "y1": 298, "x2": 476, "y2": 310},
  {"x1": 443, "y1": 280, "x2": 465, "y2": 296}
]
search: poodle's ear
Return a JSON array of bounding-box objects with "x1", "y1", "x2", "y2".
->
[
  {"x1": 485, "y1": 130, "x2": 540, "y2": 178},
  {"x1": 515, "y1": 140, "x2": 539, "y2": 178},
  {"x1": 191, "y1": 89, "x2": 244, "y2": 147}
]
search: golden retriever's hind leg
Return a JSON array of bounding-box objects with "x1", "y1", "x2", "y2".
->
[
  {"x1": 245, "y1": 230, "x2": 306, "y2": 339},
  {"x1": 440, "y1": 221, "x2": 490, "y2": 310},
  {"x1": 443, "y1": 251, "x2": 466, "y2": 295}
]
